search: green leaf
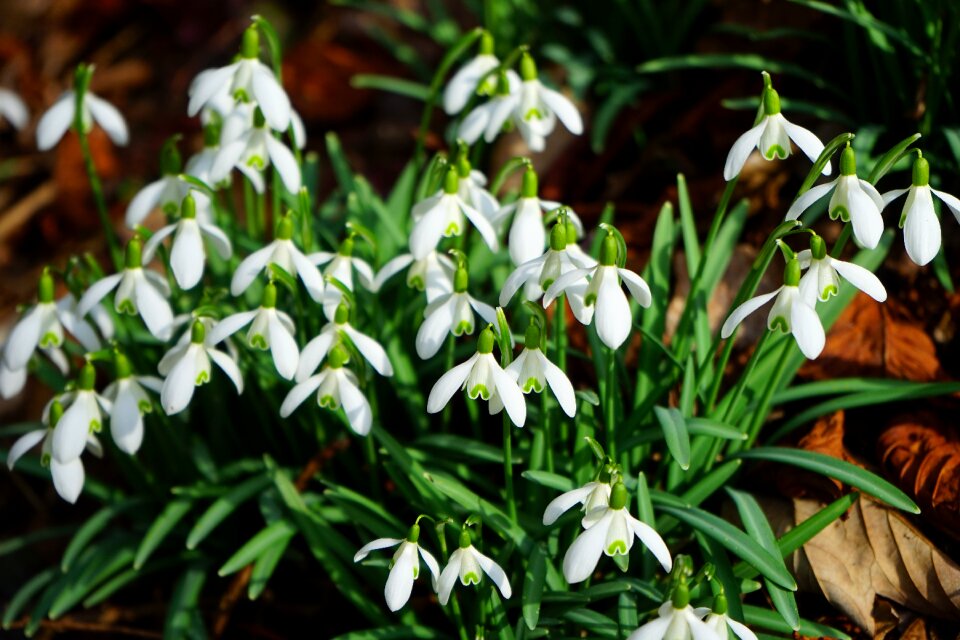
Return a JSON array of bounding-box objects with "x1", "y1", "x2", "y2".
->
[
  {"x1": 351, "y1": 74, "x2": 430, "y2": 101},
  {"x1": 654, "y1": 503, "x2": 797, "y2": 590},
  {"x1": 186, "y1": 474, "x2": 272, "y2": 549},
  {"x1": 522, "y1": 544, "x2": 546, "y2": 630},
  {"x1": 727, "y1": 489, "x2": 799, "y2": 630},
  {"x1": 252, "y1": 15, "x2": 284, "y2": 76},
  {"x1": 248, "y1": 533, "x2": 293, "y2": 600},
  {"x1": 786, "y1": 0, "x2": 923, "y2": 59},
  {"x1": 164, "y1": 562, "x2": 209, "y2": 640},
  {"x1": 636, "y1": 53, "x2": 834, "y2": 92},
  {"x1": 867, "y1": 132, "x2": 922, "y2": 184},
  {"x1": 331, "y1": 627, "x2": 449, "y2": 640},
  {"x1": 0, "y1": 525, "x2": 76, "y2": 558},
  {"x1": 796, "y1": 132, "x2": 854, "y2": 196},
  {"x1": 219, "y1": 519, "x2": 297, "y2": 577},
  {"x1": 521, "y1": 470, "x2": 575, "y2": 492},
  {"x1": 742, "y1": 604, "x2": 851, "y2": 640},
  {"x1": 135, "y1": 499, "x2": 193, "y2": 569},
  {"x1": 326, "y1": 132, "x2": 356, "y2": 192},
  {"x1": 653, "y1": 406, "x2": 691, "y2": 470},
  {"x1": 563, "y1": 608, "x2": 619, "y2": 639},
  {"x1": 2, "y1": 568, "x2": 56, "y2": 629},
  {"x1": 686, "y1": 418, "x2": 747, "y2": 441},
  {"x1": 61, "y1": 499, "x2": 141, "y2": 571},
  {"x1": 734, "y1": 448, "x2": 918, "y2": 513}
]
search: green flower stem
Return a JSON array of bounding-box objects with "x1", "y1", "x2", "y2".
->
[
  {"x1": 831, "y1": 223, "x2": 853, "y2": 258},
  {"x1": 542, "y1": 392, "x2": 554, "y2": 474},
  {"x1": 732, "y1": 336, "x2": 793, "y2": 454},
  {"x1": 553, "y1": 294, "x2": 568, "y2": 458},
  {"x1": 256, "y1": 186, "x2": 267, "y2": 243},
  {"x1": 605, "y1": 347, "x2": 618, "y2": 460},
  {"x1": 76, "y1": 127, "x2": 122, "y2": 270},
  {"x1": 718, "y1": 329, "x2": 772, "y2": 423},
  {"x1": 243, "y1": 178, "x2": 258, "y2": 240},
  {"x1": 503, "y1": 415, "x2": 518, "y2": 523},
  {"x1": 436, "y1": 527, "x2": 470, "y2": 640}
]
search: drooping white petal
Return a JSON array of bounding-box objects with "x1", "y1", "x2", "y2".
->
[
  {"x1": 474, "y1": 549, "x2": 512, "y2": 599},
  {"x1": 7, "y1": 429, "x2": 46, "y2": 469},
  {"x1": 296, "y1": 330, "x2": 335, "y2": 382},
  {"x1": 539, "y1": 86, "x2": 583, "y2": 135},
  {"x1": 594, "y1": 270, "x2": 632, "y2": 350},
  {"x1": 209, "y1": 138, "x2": 248, "y2": 184},
  {"x1": 486, "y1": 94, "x2": 520, "y2": 142},
  {"x1": 419, "y1": 546, "x2": 441, "y2": 589},
  {"x1": 384, "y1": 543, "x2": 417, "y2": 611},
  {"x1": 208, "y1": 348, "x2": 244, "y2": 394},
  {"x1": 337, "y1": 373, "x2": 372, "y2": 436},
  {"x1": 161, "y1": 349, "x2": 199, "y2": 415},
  {"x1": 830, "y1": 258, "x2": 887, "y2": 302},
  {"x1": 141, "y1": 224, "x2": 178, "y2": 265},
  {"x1": 781, "y1": 118, "x2": 829, "y2": 174},
  {"x1": 843, "y1": 181, "x2": 884, "y2": 250},
  {"x1": 903, "y1": 187, "x2": 941, "y2": 266},
  {"x1": 437, "y1": 550, "x2": 463, "y2": 605},
  {"x1": 343, "y1": 326, "x2": 393, "y2": 376},
  {"x1": 85, "y1": 93, "x2": 128, "y2": 146},
  {"x1": 3, "y1": 306, "x2": 43, "y2": 369},
  {"x1": 208, "y1": 310, "x2": 259, "y2": 345},
  {"x1": 280, "y1": 373, "x2": 324, "y2": 417},
  {"x1": 542, "y1": 357, "x2": 576, "y2": 417},
  {"x1": 458, "y1": 102, "x2": 493, "y2": 144},
  {"x1": 134, "y1": 274, "x2": 174, "y2": 340},
  {"x1": 720, "y1": 288, "x2": 781, "y2": 339},
  {"x1": 628, "y1": 516, "x2": 673, "y2": 572},
  {"x1": 508, "y1": 199, "x2": 546, "y2": 266},
  {"x1": 460, "y1": 200, "x2": 500, "y2": 253},
  {"x1": 372, "y1": 254, "x2": 414, "y2": 292},
  {"x1": 36, "y1": 92, "x2": 76, "y2": 151},
  {"x1": 499, "y1": 258, "x2": 544, "y2": 307},
  {"x1": 170, "y1": 221, "x2": 206, "y2": 289},
  {"x1": 684, "y1": 609, "x2": 723, "y2": 640},
  {"x1": 75, "y1": 273, "x2": 122, "y2": 320},
  {"x1": 289, "y1": 248, "x2": 326, "y2": 303},
  {"x1": 251, "y1": 63, "x2": 292, "y2": 131},
  {"x1": 231, "y1": 245, "x2": 274, "y2": 296},
  {"x1": 443, "y1": 55, "x2": 499, "y2": 115},
  {"x1": 563, "y1": 512, "x2": 612, "y2": 583},
  {"x1": 53, "y1": 394, "x2": 99, "y2": 463},
  {"x1": 543, "y1": 267, "x2": 594, "y2": 307},
  {"x1": 789, "y1": 297, "x2": 825, "y2": 359},
  {"x1": 722, "y1": 120, "x2": 767, "y2": 181},
  {"x1": 543, "y1": 484, "x2": 594, "y2": 525},
  {"x1": 785, "y1": 180, "x2": 837, "y2": 221},
  {"x1": 882, "y1": 187, "x2": 910, "y2": 208},
  {"x1": 625, "y1": 615, "x2": 672, "y2": 640},
  {"x1": 187, "y1": 64, "x2": 238, "y2": 117},
  {"x1": 416, "y1": 297, "x2": 456, "y2": 360},
  {"x1": 198, "y1": 222, "x2": 233, "y2": 260},
  {"x1": 265, "y1": 135, "x2": 301, "y2": 193},
  {"x1": 125, "y1": 179, "x2": 167, "y2": 228},
  {"x1": 426, "y1": 355, "x2": 477, "y2": 413},
  {"x1": 267, "y1": 315, "x2": 299, "y2": 380},
  {"x1": 0, "y1": 89, "x2": 28, "y2": 129},
  {"x1": 491, "y1": 364, "x2": 526, "y2": 428},
  {"x1": 933, "y1": 188, "x2": 960, "y2": 222},
  {"x1": 0, "y1": 361, "x2": 27, "y2": 398},
  {"x1": 50, "y1": 457, "x2": 85, "y2": 504},
  {"x1": 725, "y1": 616, "x2": 758, "y2": 640},
  {"x1": 618, "y1": 268, "x2": 652, "y2": 308},
  {"x1": 111, "y1": 384, "x2": 145, "y2": 454},
  {"x1": 467, "y1": 296, "x2": 498, "y2": 328},
  {"x1": 859, "y1": 180, "x2": 885, "y2": 214},
  {"x1": 353, "y1": 537, "x2": 402, "y2": 561}
]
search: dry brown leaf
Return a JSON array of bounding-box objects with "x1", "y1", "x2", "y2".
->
[
  {"x1": 758, "y1": 495, "x2": 960, "y2": 635},
  {"x1": 800, "y1": 294, "x2": 945, "y2": 382}
]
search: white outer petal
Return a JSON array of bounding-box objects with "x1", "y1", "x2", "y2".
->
[
  {"x1": 344, "y1": 326, "x2": 393, "y2": 376},
  {"x1": 722, "y1": 119, "x2": 766, "y2": 181},
  {"x1": 7, "y1": 429, "x2": 46, "y2": 469},
  {"x1": 789, "y1": 297, "x2": 825, "y2": 359},
  {"x1": 542, "y1": 357, "x2": 576, "y2": 417},
  {"x1": 720, "y1": 288, "x2": 781, "y2": 339},
  {"x1": 251, "y1": 63, "x2": 292, "y2": 131},
  {"x1": 338, "y1": 373, "x2": 371, "y2": 436},
  {"x1": 594, "y1": 270, "x2": 632, "y2": 350},
  {"x1": 265, "y1": 135, "x2": 301, "y2": 193},
  {"x1": 563, "y1": 511, "x2": 612, "y2": 583},
  {"x1": 353, "y1": 537, "x2": 402, "y2": 562},
  {"x1": 51, "y1": 457, "x2": 85, "y2": 504},
  {"x1": 539, "y1": 86, "x2": 583, "y2": 135},
  {"x1": 280, "y1": 373, "x2": 324, "y2": 417},
  {"x1": 830, "y1": 258, "x2": 887, "y2": 302},
  {"x1": 36, "y1": 92, "x2": 75, "y2": 150},
  {"x1": 208, "y1": 348, "x2": 244, "y2": 394},
  {"x1": 268, "y1": 314, "x2": 299, "y2": 380},
  {"x1": 785, "y1": 180, "x2": 837, "y2": 221},
  {"x1": 474, "y1": 549, "x2": 512, "y2": 599},
  {"x1": 426, "y1": 354, "x2": 477, "y2": 413},
  {"x1": 543, "y1": 484, "x2": 594, "y2": 526},
  {"x1": 491, "y1": 364, "x2": 526, "y2": 428},
  {"x1": 85, "y1": 93, "x2": 128, "y2": 146},
  {"x1": 781, "y1": 118, "x2": 829, "y2": 174}
]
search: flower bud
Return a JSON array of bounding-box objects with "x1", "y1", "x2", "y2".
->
[
  {"x1": 609, "y1": 481, "x2": 628, "y2": 510},
  {"x1": 477, "y1": 327, "x2": 496, "y2": 354},
  {"x1": 190, "y1": 320, "x2": 206, "y2": 344},
  {"x1": 38, "y1": 268, "x2": 55, "y2": 304},
  {"x1": 241, "y1": 26, "x2": 260, "y2": 60},
  {"x1": 784, "y1": 258, "x2": 801, "y2": 287},
  {"x1": 840, "y1": 146, "x2": 857, "y2": 177},
  {"x1": 520, "y1": 52, "x2": 537, "y2": 82},
  {"x1": 78, "y1": 361, "x2": 96, "y2": 391},
  {"x1": 912, "y1": 155, "x2": 929, "y2": 187},
  {"x1": 762, "y1": 87, "x2": 781, "y2": 116},
  {"x1": 599, "y1": 233, "x2": 618, "y2": 267}
]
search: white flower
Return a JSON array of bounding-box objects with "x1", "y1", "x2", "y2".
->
[
  {"x1": 458, "y1": 71, "x2": 521, "y2": 145},
  {"x1": 456, "y1": 161, "x2": 500, "y2": 222},
  {"x1": 0, "y1": 88, "x2": 28, "y2": 130},
  {"x1": 785, "y1": 146, "x2": 884, "y2": 250},
  {"x1": 720, "y1": 259, "x2": 825, "y2": 360},
  {"x1": 158, "y1": 320, "x2": 244, "y2": 416},
  {"x1": 372, "y1": 250, "x2": 454, "y2": 304},
  {"x1": 187, "y1": 27, "x2": 291, "y2": 132},
  {"x1": 142, "y1": 193, "x2": 232, "y2": 290},
  {"x1": 78, "y1": 237, "x2": 175, "y2": 340},
  {"x1": 437, "y1": 530, "x2": 512, "y2": 605},
  {"x1": 506, "y1": 324, "x2": 576, "y2": 417},
  {"x1": 563, "y1": 482, "x2": 672, "y2": 584},
  {"x1": 543, "y1": 480, "x2": 612, "y2": 527},
  {"x1": 36, "y1": 71, "x2": 128, "y2": 150},
  {"x1": 7, "y1": 398, "x2": 101, "y2": 503},
  {"x1": 209, "y1": 283, "x2": 299, "y2": 380},
  {"x1": 705, "y1": 610, "x2": 757, "y2": 640},
  {"x1": 51, "y1": 362, "x2": 111, "y2": 465},
  {"x1": 279, "y1": 345, "x2": 371, "y2": 436},
  {"x1": 231, "y1": 216, "x2": 325, "y2": 302},
  {"x1": 101, "y1": 353, "x2": 161, "y2": 455},
  {"x1": 427, "y1": 327, "x2": 525, "y2": 428},
  {"x1": 507, "y1": 53, "x2": 583, "y2": 153},
  {"x1": 353, "y1": 525, "x2": 440, "y2": 612},
  {"x1": 219, "y1": 101, "x2": 307, "y2": 150},
  {"x1": 209, "y1": 107, "x2": 300, "y2": 194},
  {"x1": 297, "y1": 303, "x2": 392, "y2": 382},
  {"x1": 185, "y1": 141, "x2": 220, "y2": 187},
  {"x1": 409, "y1": 168, "x2": 499, "y2": 260},
  {"x1": 881, "y1": 155, "x2": 960, "y2": 266},
  {"x1": 796, "y1": 238, "x2": 886, "y2": 305},
  {"x1": 443, "y1": 34, "x2": 501, "y2": 115},
  {"x1": 493, "y1": 167, "x2": 583, "y2": 266},
  {"x1": 627, "y1": 601, "x2": 720, "y2": 640},
  {"x1": 415, "y1": 263, "x2": 497, "y2": 360},
  {"x1": 544, "y1": 232, "x2": 652, "y2": 350},
  {"x1": 308, "y1": 239, "x2": 376, "y2": 320},
  {"x1": 723, "y1": 85, "x2": 828, "y2": 181},
  {"x1": 125, "y1": 160, "x2": 214, "y2": 228}
]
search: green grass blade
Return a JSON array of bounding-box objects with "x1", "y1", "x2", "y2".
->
[
  {"x1": 522, "y1": 544, "x2": 546, "y2": 630},
  {"x1": 653, "y1": 406, "x2": 691, "y2": 470},
  {"x1": 742, "y1": 603, "x2": 851, "y2": 640},
  {"x1": 135, "y1": 498, "x2": 193, "y2": 569},
  {"x1": 186, "y1": 474, "x2": 272, "y2": 550},
  {"x1": 218, "y1": 519, "x2": 297, "y2": 577}
]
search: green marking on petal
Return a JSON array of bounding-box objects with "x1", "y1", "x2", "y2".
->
[
  {"x1": 247, "y1": 155, "x2": 265, "y2": 170},
  {"x1": 117, "y1": 298, "x2": 136, "y2": 315},
  {"x1": 138, "y1": 400, "x2": 152, "y2": 414},
  {"x1": 821, "y1": 285, "x2": 838, "y2": 300},
  {"x1": 195, "y1": 370, "x2": 209, "y2": 385},
  {"x1": 541, "y1": 277, "x2": 554, "y2": 290},
  {"x1": 41, "y1": 453, "x2": 51, "y2": 467},
  {"x1": 233, "y1": 88, "x2": 250, "y2": 103},
  {"x1": 463, "y1": 572, "x2": 480, "y2": 586},
  {"x1": 830, "y1": 205, "x2": 850, "y2": 222},
  {"x1": 444, "y1": 222, "x2": 460, "y2": 236},
  {"x1": 763, "y1": 144, "x2": 788, "y2": 160},
  {"x1": 162, "y1": 202, "x2": 178, "y2": 216},
  {"x1": 584, "y1": 293, "x2": 596, "y2": 306},
  {"x1": 408, "y1": 275, "x2": 425, "y2": 291},
  {"x1": 319, "y1": 394, "x2": 340, "y2": 410},
  {"x1": 412, "y1": 565, "x2": 419, "y2": 579},
  {"x1": 770, "y1": 316, "x2": 788, "y2": 333},
  {"x1": 607, "y1": 539, "x2": 628, "y2": 556},
  {"x1": 40, "y1": 333, "x2": 60, "y2": 348},
  {"x1": 468, "y1": 384, "x2": 490, "y2": 400},
  {"x1": 453, "y1": 320, "x2": 473, "y2": 336},
  {"x1": 89, "y1": 419, "x2": 101, "y2": 434},
  {"x1": 250, "y1": 334, "x2": 268, "y2": 350},
  {"x1": 523, "y1": 378, "x2": 544, "y2": 393},
  {"x1": 899, "y1": 211, "x2": 908, "y2": 228},
  {"x1": 524, "y1": 108, "x2": 542, "y2": 121}
]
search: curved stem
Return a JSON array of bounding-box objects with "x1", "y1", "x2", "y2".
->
[
  {"x1": 77, "y1": 129, "x2": 122, "y2": 270},
  {"x1": 503, "y1": 415, "x2": 517, "y2": 523}
]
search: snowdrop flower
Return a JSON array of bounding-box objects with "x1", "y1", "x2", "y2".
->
[
  {"x1": 353, "y1": 523, "x2": 440, "y2": 612},
  {"x1": 881, "y1": 154, "x2": 960, "y2": 266},
  {"x1": 544, "y1": 231, "x2": 652, "y2": 350},
  {"x1": 438, "y1": 528, "x2": 512, "y2": 605},
  {"x1": 279, "y1": 344, "x2": 372, "y2": 436},
  {"x1": 797, "y1": 235, "x2": 886, "y2": 305},
  {"x1": 208, "y1": 283, "x2": 299, "y2": 380},
  {"x1": 37, "y1": 64, "x2": 128, "y2": 150},
  {"x1": 627, "y1": 588, "x2": 719, "y2": 640},
  {"x1": 142, "y1": 193, "x2": 232, "y2": 290},
  {"x1": 427, "y1": 326, "x2": 525, "y2": 427},
  {"x1": 443, "y1": 32, "x2": 501, "y2": 115},
  {"x1": 720, "y1": 258, "x2": 825, "y2": 360},
  {"x1": 1, "y1": 270, "x2": 105, "y2": 398},
  {"x1": 409, "y1": 168, "x2": 499, "y2": 260},
  {"x1": 458, "y1": 70, "x2": 520, "y2": 146},
  {"x1": 209, "y1": 107, "x2": 300, "y2": 194},
  {"x1": 786, "y1": 146, "x2": 884, "y2": 250},
  {"x1": 509, "y1": 53, "x2": 583, "y2": 153},
  {"x1": 126, "y1": 140, "x2": 213, "y2": 227},
  {"x1": 723, "y1": 83, "x2": 828, "y2": 181},
  {"x1": 101, "y1": 352, "x2": 161, "y2": 455},
  {"x1": 415, "y1": 260, "x2": 497, "y2": 359},
  {"x1": 188, "y1": 26, "x2": 291, "y2": 132},
  {"x1": 563, "y1": 482, "x2": 672, "y2": 584},
  {"x1": 0, "y1": 88, "x2": 27, "y2": 129},
  {"x1": 78, "y1": 237, "x2": 174, "y2": 341},
  {"x1": 308, "y1": 236, "x2": 376, "y2": 319},
  {"x1": 543, "y1": 478, "x2": 612, "y2": 527},
  {"x1": 184, "y1": 125, "x2": 223, "y2": 186},
  {"x1": 219, "y1": 97, "x2": 307, "y2": 150},
  {"x1": 51, "y1": 362, "x2": 111, "y2": 465},
  {"x1": 231, "y1": 215, "x2": 325, "y2": 302},
  {"x1": 7, "y1": 399, "x2": 100, "y2": 503},
  {"x1": 500, "y1": 221, "x2": 592, "y2": 321},
  {"x1": 494, "y1": 167, "x2": 583, "y2": 266},
  {"x1": 372, "y1": 249, "x2": 454, "y2": 304},
  {"x1": 297, "y1": 303, "x2": 392, "y2": 382},
  {"x1": 454, "y1": 150, "x2": 500, "y2": 221},
  {"x1": 158, "y1": 320, "x2": 243, "y2": 416},
  {"x1": 506, "y1": 323, "x2": 576, "y2": 417},
  {"x1": 704, "y1": 594, "x2": 756, "y2": 640},
  {"x1": 564, "y1": 218, "x2": 597, "y2": 269}
]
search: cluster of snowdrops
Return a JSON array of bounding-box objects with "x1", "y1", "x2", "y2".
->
[{"x1": 1, "y1": 18, "x2": 958, "y2": 640}]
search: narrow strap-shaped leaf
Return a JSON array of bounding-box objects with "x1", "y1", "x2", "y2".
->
[
  {"x1": 867, "y1": 132, "x2": 922, "y2": 184},
  {"x1": 351, "y1": 75, "x2": 430, "y2": 101},
  {"x1": 2, "y1": 568, "x2": 56, "y2": 629},
  {"x1": 653, "y1": 406, "x2": 690, "y2": 470},
  {"x1": 522, "y1": 544, "x2": 546, "y2": 630},
  {"x1": 521, "y1": 470, "x2": 575, "y2": 492},
  {"x1": 164, "y1": 562, "x2": 210, "y2": 640},
  {"x1": 186, "y1": 474, "x2": 272, "y2": 550},
  {"x1": 654, "y1": 503, "x2": 796, "y2": 590},
  {"x1": 742, "y1": 603, "x2": 851, "y2": 640},
  {"x1": 734, "y1": 448, "x2": 918, "y2": 513},
  {"x1": 135, "y1": 498, "x2": 193, "y2": 569},
  {"x1": 248, "y1": 532, "x2": 294, "y2": 601},
  {"x1": 218, "y1": 519, "x2": 297, "y2": 577},
  {"x1": 686, "y1": 417, "x2": 747, "y2": 441},
  {"x1": 61, "y1": 498, "x2": 142, "y2": 571}
]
